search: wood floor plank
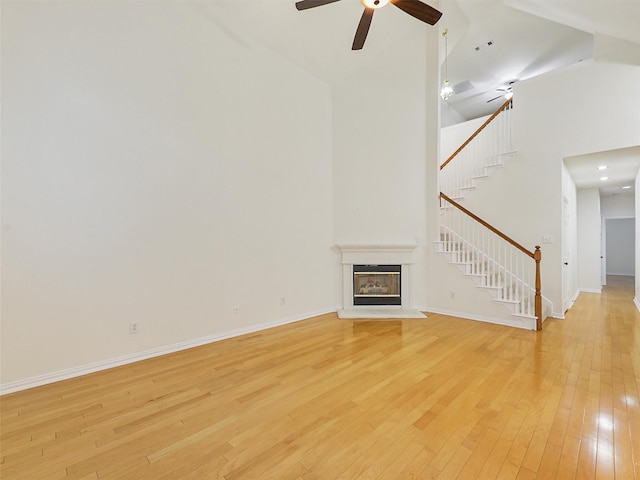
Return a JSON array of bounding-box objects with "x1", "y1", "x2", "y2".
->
[
  {"x1": 554, "y1": 434, "x2": 580, "y2": 480},
  {"x1": 1, "y1": 278, "x2": 638, "y2": 479}
]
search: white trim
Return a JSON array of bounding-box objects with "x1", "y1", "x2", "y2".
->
[
  {"x1": 423, "y1": 307, "x2": 538, "y2": 330},
  {"x1": 338, "y1": 307, "x2": 426, "y2": 319},
  {"x1": 579, "y1": 288, "x2": 602, "y2": 294},
  {"x1": 634, "y1": 297, "x2": 640, "y2": 313},
  {"x1": 337, "y1": 243, "x2": 418, "y2": 263},
  {"x1": 559, "y1": 290, "x2": 579, "y2": 316},
  {"x1": 0, "y1": 308, "x2": 336, "y2": 396},
  {"x1": 337, "y1": 244, "x2": 418, "y2": 314}
]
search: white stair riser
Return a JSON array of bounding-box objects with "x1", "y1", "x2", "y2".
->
[{"x1": 436, "y1": 237, "x2": 539, "y2": 319}]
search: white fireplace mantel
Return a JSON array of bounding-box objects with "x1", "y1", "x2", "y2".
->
[{"x1": 337, "y1": 244, "x2": 426, "y2": 319}]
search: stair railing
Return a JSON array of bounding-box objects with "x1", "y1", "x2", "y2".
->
[
  {"x1": 440, "y1": 192, "x2": 542, "y2": 330},
  {"x1": 440, "y1": 98, "x2": 514, "y2": 200}
]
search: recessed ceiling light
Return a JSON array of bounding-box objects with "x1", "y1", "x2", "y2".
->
[
  {"x1": 600, "y1": 176, "x2": 609, "y2": 181},
  {"x1": 598, "y1": 165, "x2": 607, "y2": 170},
  {"x1": 622, "y1": 185, "x2": 632, "y2": 189}
]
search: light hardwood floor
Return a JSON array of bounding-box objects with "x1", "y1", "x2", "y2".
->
[{"x1": 2, "y1": 281, "x2": 639, "y2": 479}]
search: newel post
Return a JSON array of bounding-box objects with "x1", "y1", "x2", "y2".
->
[{"x1": 534, "y1": 246, "x2": 542, "y2": 331}]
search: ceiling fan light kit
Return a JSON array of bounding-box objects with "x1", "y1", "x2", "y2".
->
[
  {"x1": 440, "y1": 80, "x2": 453, "y2": 100},
  {"x1": 487, "y1": 80, "x2": 517, "y2": 103},
  {"x1": 295, "y1": 0, "x2": 442, "y2": 51},
  {"x1": 440, "y1": 29, "x2": 452, "y2": 100},
  {"x1": 361, "y1": 0, "x2": 390, "y2": 8}
]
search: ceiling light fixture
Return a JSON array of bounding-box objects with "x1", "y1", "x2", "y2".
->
[
  {"x1": 622, "y1": 185, "x2": 632, "y2": 189},
  {"x1": 598, "y1": 165, "x2": 608, "y2": 170},
  {"x1": 361, "y1": 0, "x2": 390, "y2": 8},
  {"x1": 600, "y1": 176, "x2": 609, "y2": 181},
  {"x1": 440, "y1": 29, "x2": 453, "y2": 100}
]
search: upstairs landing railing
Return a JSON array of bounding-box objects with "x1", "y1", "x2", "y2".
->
[
  {"x1": 440, "y1": 98, "x2": 514, "y2": 199},
  {"x1": 440, "y1": 192, "x2": 542, "y2": 330}
]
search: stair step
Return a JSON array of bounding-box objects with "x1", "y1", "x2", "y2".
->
[
  {"x1": 484, "y1": 162, "x2": 504, "y2": 169},
  {"x1": 497, "y1": 150, "x2": 519, "y2": 158},
  {"x1": 463, "y1": 273, "x2": 489, "y2": 279},
  {"x1": 435, "y1": 244, "x2": 549, "y2": 329},
  {"x1": 495, "y1": 298, "x2": 521, "y2": 305}
]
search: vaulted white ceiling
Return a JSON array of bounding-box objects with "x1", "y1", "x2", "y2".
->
[
  {"x1": 197, "y1": 0, "x2": 639, "y2": 123},
  {"x1": 198, "y1": 0, "x2": 640, "y2": 196},
  {"x1": 440, "y1": 0, "x2": 640, "y2": 121}
]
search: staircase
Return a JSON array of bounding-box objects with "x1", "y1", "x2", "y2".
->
[
  {"x1": 438, "y1": 99, "x2": 550, "y2": 330},
  {"x1": 440, "y1": 99, "x2": 517, "y2": 199}
]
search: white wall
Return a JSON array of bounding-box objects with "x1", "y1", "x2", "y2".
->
[
  {"x1": 563, "y1": 164, "x2": 579, "y2": 304},
  {"x1": 1, "y1": 1, "x2": 335, "y2": 387},
  {"x1": 577, "y1": 189, "x2": 601, "y2": 292},
  {"x1": 636, "y1": 173, "x2": 640, "y2": 307},
  {"x1": 594, "y1": 33, "x2": 640, "y2": 66},
  {"x1": 440, "y1": 114, "x2": 489, "y2": 162},
  {"x1": 601, "y1": 193, "x2": 635, "y2": 280},
  {"x1": 332, "y1": 20, "x2": 438, "y2": 309},
  {"x1": 601, "y1": 194, "x2": 635, "y2": 217},
  {"x1": 606, "y1": 218, "x2": 635, "y2": 276}
]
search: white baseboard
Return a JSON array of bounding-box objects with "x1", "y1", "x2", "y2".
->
[
  {"x1": 0, "y1": 308, "x2": 336, "y2": 396},
  {"x1": 635, "y1": 297, "x2": 640, "y2": 313},
  {"x1": 579, "y1": 288, "x2": 602, "y2": 294},
  {"x1": 423, "y1": 306, "x2": 538, "y2": 330}
]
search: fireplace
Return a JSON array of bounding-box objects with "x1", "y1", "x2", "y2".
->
[
  {"x1": 337, "y1": 244, "x2": 426, "y2": 319},
  {"x1": 353, "y1": 265, "x2": 401, "y2": 306}
]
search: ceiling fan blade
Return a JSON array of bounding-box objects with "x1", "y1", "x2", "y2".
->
[
  {"x1": 295, "y1": 0, "x2": 341, "y2": 11},
  {"x1": 352, "y1": 8, "x2": 374, "y2": 50},
  {"x1": 390, "y1": 0, "x2": 442, "y2": 25}
]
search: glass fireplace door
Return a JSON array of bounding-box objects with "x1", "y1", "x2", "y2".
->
[{"x1": 353, "y1": 265, "x2": 401, "y2": 306}]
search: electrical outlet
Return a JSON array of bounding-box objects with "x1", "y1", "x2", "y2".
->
[
  {"x1": 234, "y1": 305, "x2": 240, "y2": 313},
  {"x1": 129, "y1": 322, "x2": 139, "y2": 334},
  {"x1": 280, "y1": 297, "x2": 286, "y2": 306},
  {"x1": 450, "y1": 291, "x2": 455, "y2": 300}
]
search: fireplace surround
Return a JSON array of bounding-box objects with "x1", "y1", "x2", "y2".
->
[{"x1": 337, "y1": 244, "x2": 426, "y2": 319}]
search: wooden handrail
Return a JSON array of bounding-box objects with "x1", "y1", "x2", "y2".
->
[
  {"x1": 440, "y1": 192, "x2": 533, "y2": 258},
  {"x1": 440, "y1": 98, "x2": 513, "y2": 170},
  {"x1": 440, "y1": 191, "x2": 543, "y2": 330}
]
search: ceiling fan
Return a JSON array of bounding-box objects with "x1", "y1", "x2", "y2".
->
[
  {"x1": 487, "y1": 80, "x2": 517, "y2": 103},
  {"x1": 295, "y1": 0, "x2": 442, "y2": 50}
]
